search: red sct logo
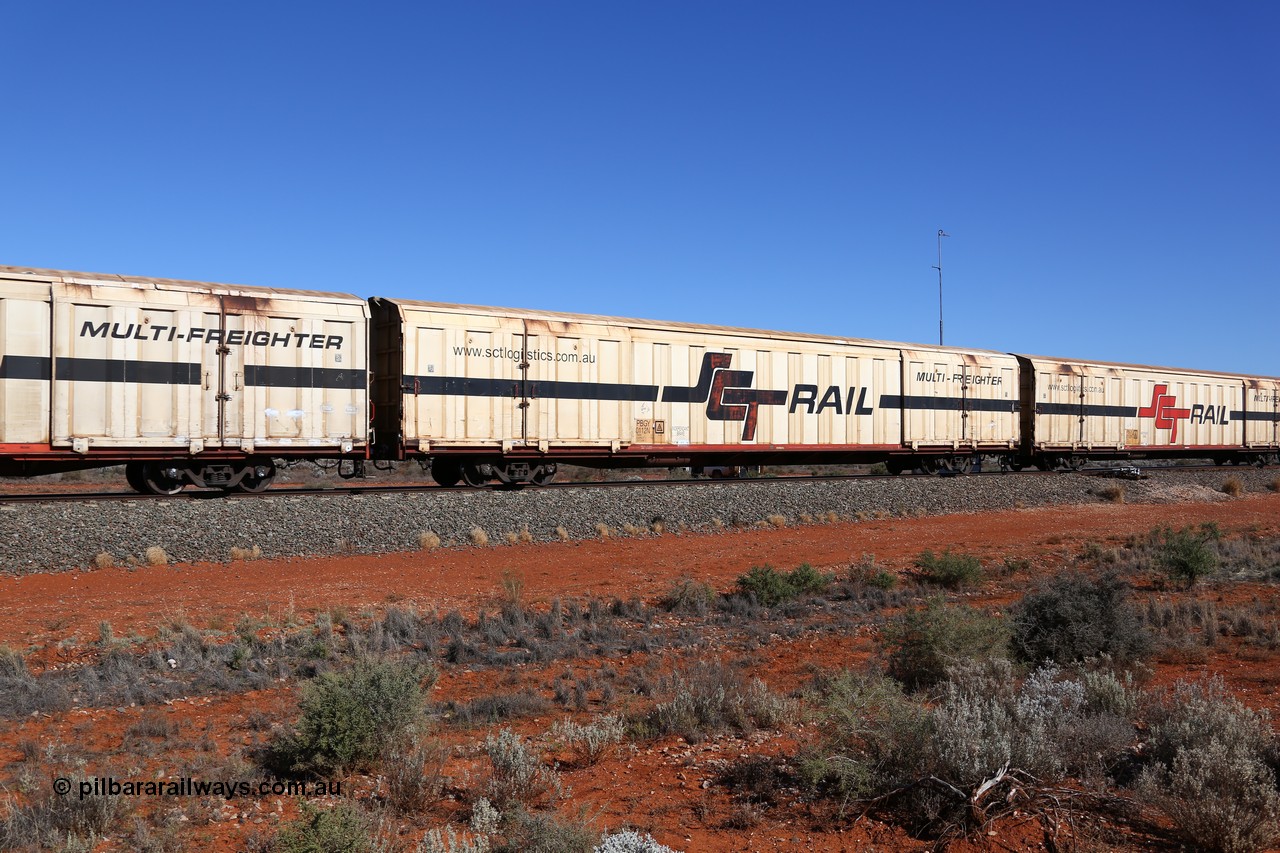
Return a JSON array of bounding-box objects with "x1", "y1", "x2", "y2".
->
[{"x1": 1137, "y1": 384, "x2": 1191, "y2": 442}]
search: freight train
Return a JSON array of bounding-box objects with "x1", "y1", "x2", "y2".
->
[{"x1": 1, "y1": 265, "x2": 1276, "y2": 493}]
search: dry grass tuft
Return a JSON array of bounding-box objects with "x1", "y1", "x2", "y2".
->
[
  {"x1": 711, "y1": 517, "x2": 724, "y2": 530},
  {"x1": 1269, "y1": 478, "x2": 1280, "y2": 493},
  {"x1": 651, "y1": 520, "x2": 666, "y2": 536},
  {"x1": 595, "y1": 523, "x2": 612, "y2": 539},
  {"x1": 824, "y1": 510, "x2": 841, "y2": 523},
  {"x1": 501, "y1": 569, "x2": 525, "y2": 607},
  {"x1": 504, "y1": 531, "x2": 519, "y2": 545},
  {"x1": 229, "y1": 545, "x2": 262, "y2": 562},
  {"x1": 92, "y1": 552, "x2": 115, "y2": 570},
  {"x1": 766, "y1": 514, "x2": 787, "y2": 529},
  {"x1": 798, "y1": 512, "x2": 814, "y2": 524},
  {"x1": 622, "y1": 522, "x2": 644, "y2": 536},
  {"x1": 144, "y1": 546, "x2": 168, "y2": 566},
  {"x1": 1097, "y1": 483, "x2": 1127, "y2": 503},
  {"x1": 470, "y1": 527, "x2": 490, "y2": 547},
  {"x1": 518, "y1": 525, "x2": 533, "y2": 544},
  {"x1": 1221, "y1": 476, "x2": 1244, "y2": 497},
  {"x1": 418, "y1": 531, "x2": 441, "y2": 550},
  {"x1": 555, "y1": 525, "x2": 570, "y2": 542}
]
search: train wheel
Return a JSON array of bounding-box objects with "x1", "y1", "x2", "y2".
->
[
  {"x1": 124, "y1": 462, "x2": 149, "y2": 494},
  {"x1": 531, "y1": 464, "x2": 557, "y2": 486},
  {"x1": 234, "y1": 460, "x2": 277, "y2": 493},
  {"x1": 430, "y1": 458, "x2": 462, "y2": 487},
  {"x1": 1038, "y1": 456, "x2": 1060, "y2": 471},
  {"x1": 140, "y1": 462, "x2": 185, "y2": 495},
  {"x1": 461, "y1": 463, "x2": 490, "y2": 488},
  {"x1": 1064, "y1": 455, "x2": 1086, "y2": 471}
]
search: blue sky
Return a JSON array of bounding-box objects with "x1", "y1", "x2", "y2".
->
[{"x1": 3, "y1": 2, "x2": 1276, "y2": 374}]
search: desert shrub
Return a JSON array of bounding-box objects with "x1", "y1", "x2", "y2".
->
[
  {"x1": 848, "y1": 554, "x2": 896, "y2": 589},
  {"x1": 735, "y1": 565, "x2": 793, "y2": 606},
  {"x1": 787, "y1": 563, "x2": 831, "y2": 596},
  {"x1": 483, "y1": 728, "x2": 562, "y2": 808},
  {"x1": 269, "y1": 658, "x2": 434, "y2": 776},
  {"x1": 661, "y1": 577, "x2": 717, "y2": 615},
  {"x1": 417, "y1": 825, "x2": 491, "y2": 853},
  {"x1": 650, "y1": 661, "x2": 790, "y2": 742},
  {"x1": 490, "y1": 806, "x2": 594, "y2": 853},
  {"x1": 1222, "y1": 476, "x2": 1244, "y2": 497},
  {"x1": 1152, "y1": 524, "x2": 1221, "y2": 589},
  {"x1": 914, "y1": 548, "x2": 983, "y2": 588},
  {"x1": 1009, "y1": 572, "x2": 1151, "y2": 665},
  {"x1": 384, "y1": 736, "x2": 449, "y2": 813},
  {"x1": 881, "y1": 597, "x2": 1009, "y2": 690},
  {"x1": 803, "y1": 664, "x2": 1135, "y2": 831},
  {"x1": 0, "y1": 773, "x2": 129, "y2": 850},
  {"x1": 594, "y1": 830, "x2": 679, "y2": 853},
  {"x1": 446, "y1": 690, "x2": 553, "y2": 727},
  {"x1": 551, "y1": 714, "x2": 625, "y2": 765},
  {"x1": 799, "y1": 672, "x2": 933, "y2": 806},
  {"x1": 270, "y1": 802, "x2": 376, "y2": 853},
  {"x1": 1096, "y1": 482, "x2": 1126, "y2": 503},
  {"x1": 470, "y1": 527, "x2": 490, "y2": 547},
  {"x1": 1139, "y1": 678, "x2": 1279, "y2": 853},
  {"x1": 735, "y1": 564, "x2": 831, "y2": 607}
]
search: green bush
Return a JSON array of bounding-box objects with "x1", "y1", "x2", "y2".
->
[
  {"x1": 881, "y1": 597, "x2": 1009, "y2": 690},
  {"x1": 735, "y1": 565, "x2": 794, "y2": 606},
  {"x1": 270, "y1": 658, "x2": 434, "y2": 776},
  {"x1": 735, "y1": 564, "x2": 832, "y2": 607},
  {"x1": 1009, "y1": 572, "x2": 1152, "y2": 665},
  {"x1": 788, "y1": 563, "x2": 830, "y2": 595},
  {"x1": 914, "y1": 549, "x2": 983, "y2": 588},
  {"x1": 271, "y1": 802, "x2": 375, "y2": 853},
  {"x1": 1153, "y1": 524, "x2": 1221, "y2": 589}
]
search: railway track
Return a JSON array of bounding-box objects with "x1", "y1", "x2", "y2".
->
[{"x1": 0, "y1": 463, "x2": 1247, "y2": 505}]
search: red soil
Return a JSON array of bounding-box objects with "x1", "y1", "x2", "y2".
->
[{"x1": 3, "y1": 493, "x2": 1280, "y2": 852}]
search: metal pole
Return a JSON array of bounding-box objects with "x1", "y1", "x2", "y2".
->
[{"x1": 933, "y1": 230, "x2": 949, "y2": 345}]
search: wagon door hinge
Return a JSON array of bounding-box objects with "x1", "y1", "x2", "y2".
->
[
  {"x1": 215, "y1": 392, "x2": 232, "y2": 402},
  {"x1": 216, "y1": 345, "x2": 231, "y2": 356}
]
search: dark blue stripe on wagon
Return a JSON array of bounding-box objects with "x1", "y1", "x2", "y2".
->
[
  {"x1": 879, "y1": 394, "x2": 1018, "y2": 413},
  {"x1": 57, "y1": 357, "x2": 202, "y2": 384},
  {"x1": 1036, "y1": 403, "x2": 1138, "y2": 417},
  {"x1": 0, "y1": 355, "x2": 51, "y2": 380},
  {"x1": 243, "y1": 365, "x2": 365, "y2": 390},
  {"x1": 404, "y1": 375, "x2": 659, "y2": 402},
  {"x1": 1232, "y1": 410, "x2": 1280, "y2": 422}
]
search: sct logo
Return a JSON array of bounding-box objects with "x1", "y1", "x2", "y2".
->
[
  {"x1": 662, "y1": 353, "x2": 877, "y2": 441},
  {"x1": 1138, "y1": 384, "x2": 1190, "y2": 442},
  {"x1": 662, "y1": 353, "x2": 786, "y2": 441}
]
